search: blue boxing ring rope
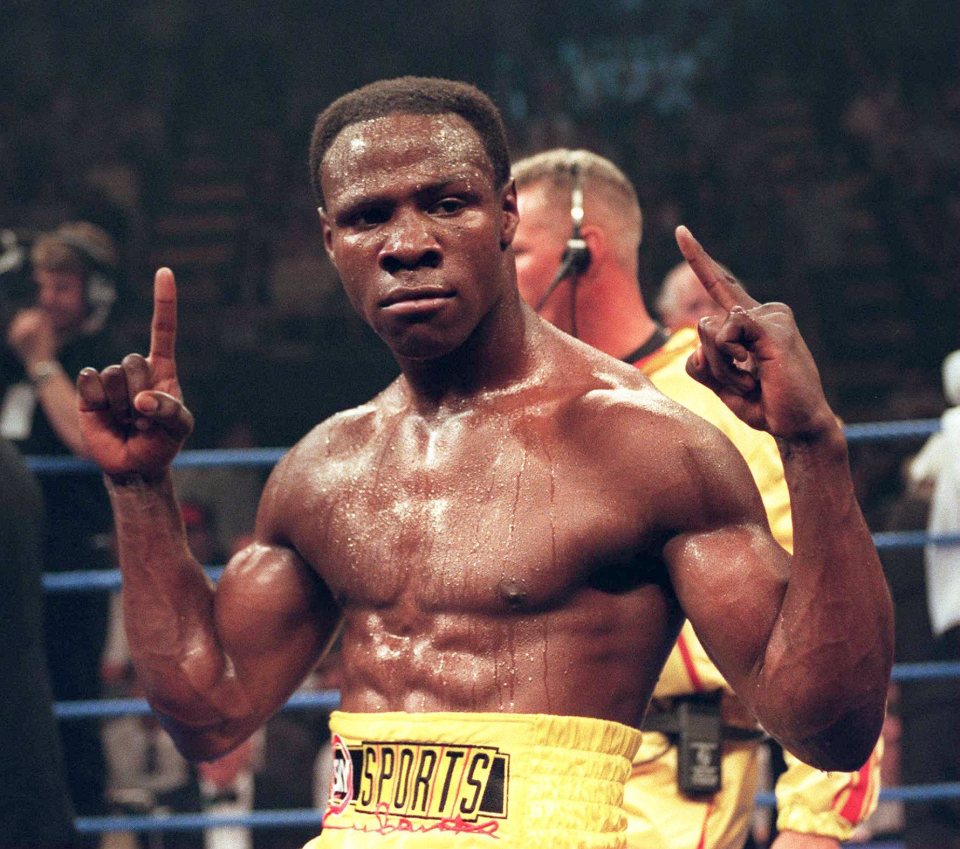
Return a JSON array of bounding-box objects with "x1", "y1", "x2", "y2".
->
[{"x1": 27, "y1": 415, "x2": 960, "y2": 839}]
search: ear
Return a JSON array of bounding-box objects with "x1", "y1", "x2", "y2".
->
[
  {"x1": 580, "y1": 224, "x2": 607, "y2": 270},
  {"x1": 499, "y1": 180, "x2": 519, "y2": 249},
  {"x1": 318, "y1": 207, "x2": 336, "y2": 262}
]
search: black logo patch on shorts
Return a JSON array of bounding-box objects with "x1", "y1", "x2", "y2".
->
[{"x1": 329, "y1": 735, "x2": 510, "y2": 822}]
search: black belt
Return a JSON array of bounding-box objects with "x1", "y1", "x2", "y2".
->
[{"x1": 642, "y1": 698, "x2": 766, "y2": 742}]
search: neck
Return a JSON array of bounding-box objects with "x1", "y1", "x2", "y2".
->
[
  {"x1": 54, "y1": 326, "x2": 77, "y2": 350},
  {"x1": 566, "y1": 266, "x2": 659, "y2": 361},
  {"x1": 396, "y1": 289, "x2": 539, "y2": 416}
]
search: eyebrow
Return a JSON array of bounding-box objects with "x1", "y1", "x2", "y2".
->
[{"x1": 331, "y1": 173, "x2": 485, "y2": 221}]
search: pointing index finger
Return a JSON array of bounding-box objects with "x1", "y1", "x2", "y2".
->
[
  {"x1": 675, "y1": 225, "x2": 759, "y2": 312},
  {"x1": 149, "y1": 267, "x2": 178, "y2": 364}
]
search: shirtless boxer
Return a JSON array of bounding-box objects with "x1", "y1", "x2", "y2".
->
[{"x1": 76, "y1": 77, "x2": 893, "y2": 849}]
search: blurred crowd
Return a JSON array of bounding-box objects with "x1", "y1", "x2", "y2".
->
[{"x1": 3, "y1": 5, "x2": 958, "y2": 444}]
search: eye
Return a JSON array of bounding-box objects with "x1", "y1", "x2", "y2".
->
[
  {"x1": 354, "y1": 206, "x2": 391, "y2": 227},
  {"x1": 429, "y1": 197, "x2": 467, "y2": 216},
  {"x1": 340, "y1": 204, "x2": 391, "y2": 229}
]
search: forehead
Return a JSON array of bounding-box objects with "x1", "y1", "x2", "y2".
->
[
  {"x1": 674, "y1": 269, "x2": 707, "y2": 300},
  {"x1": 34, "y1": 267, "x2": 84, "y2": 289},
  {"x1": 516, "y1": 180, "x2": 567, "y2": 236},
  {"x1": 320, "y1": 112, "x2": 496, "y2": 210}
]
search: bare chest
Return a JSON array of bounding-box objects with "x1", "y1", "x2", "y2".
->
[{"x1": 288, "y1": 418, "x2": 667, "y2": 615}]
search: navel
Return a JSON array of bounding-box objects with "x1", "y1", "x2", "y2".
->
[{"x1": 499, "y1": 578, "x2": 528, "y2": 608}]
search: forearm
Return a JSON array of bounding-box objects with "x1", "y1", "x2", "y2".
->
[
  {"x1": 762, "y1": 426, "x2": 894, "y2": 768},
  {"x1": 106, "y1": 472, "x2": 252, "y2": 752},
  {"x1": 30, "y1": 362, "x2": 86, "y2": 455}
]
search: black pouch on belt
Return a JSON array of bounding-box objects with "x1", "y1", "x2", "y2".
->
[{"x1": 676, "y1": 693, "x2": 723, "y2": 795}]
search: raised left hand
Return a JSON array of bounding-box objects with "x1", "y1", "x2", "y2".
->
[{"x1": 676, "y1": 226, "x2": 838, "y2": 441}]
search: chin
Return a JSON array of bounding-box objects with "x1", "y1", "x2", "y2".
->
[
  {"x1": 376, "y1": 324, "x2": 463, "y2": 363},
  {"x1": 391, "y1": 339, "x2": 459, "y2": 363}
]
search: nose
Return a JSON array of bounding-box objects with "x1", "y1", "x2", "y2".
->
[
  {"x1": 378, "y1": 208, "x2": 442, "y2": 274},
  {"x1": 36, "y1": 284, "x2": 56, "y2": 310}
]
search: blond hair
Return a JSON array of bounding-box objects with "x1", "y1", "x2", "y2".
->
[
  {"x1": 512, "y1": 148, "x2": 642, "y2": 272},
  {"x1": 31, "y1": 222, "x2": 117, "y2": 276}
]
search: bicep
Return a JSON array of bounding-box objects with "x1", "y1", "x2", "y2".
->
[
  {"x1": 661, "y1": 430, "x2": 791, "y2": 705},
  {"x1": 214, "y1": 539, "x2": 341, "y2": 719}
]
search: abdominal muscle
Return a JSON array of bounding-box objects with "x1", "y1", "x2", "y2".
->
[{"x1": 333, "y1": 587, "x2": 682, "y2": 724}]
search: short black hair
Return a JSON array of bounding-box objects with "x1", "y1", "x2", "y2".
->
[{"x1": 309, "y1": 76, "x2": 511, "y2": 208}]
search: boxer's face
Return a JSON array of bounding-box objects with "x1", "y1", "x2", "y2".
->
[{"x1": 319, "y1": 112, "x2": 518, "y2": 361}]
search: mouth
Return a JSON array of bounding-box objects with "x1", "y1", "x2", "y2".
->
[{"x1": 379, "y1": 287, "x2": 456, "y2": 316}]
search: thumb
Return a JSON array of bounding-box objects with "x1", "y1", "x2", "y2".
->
[{"x1": 133, "y1": 390, "x2": 194, "y2": 441}]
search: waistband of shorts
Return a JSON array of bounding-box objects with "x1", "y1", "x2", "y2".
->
[{"x1": 328, "y1": 710, "x2": 642, "y2": 758}]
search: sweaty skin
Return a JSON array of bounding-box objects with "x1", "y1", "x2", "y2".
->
[{"x1": 77, "y1": 111, "x2": 892, "y2": 772}]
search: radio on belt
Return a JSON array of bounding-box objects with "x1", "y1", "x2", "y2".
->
[{"x1": 677, "y1": 696, "x2": 723, "y2": 795}]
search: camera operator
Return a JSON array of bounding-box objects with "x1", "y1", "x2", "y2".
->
[
  {"x1": 0, "y1": 221, "x2": 124, "y2": 839},
  {"x1": 1, "y1": 222, "x2": 120, "y2": 453}
]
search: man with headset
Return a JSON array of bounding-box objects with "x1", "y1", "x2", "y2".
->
[
  {"x1": 510, "y1": 148, "x2": 883, "y2": 849},
  {"x1": 0, "y1": 220, "x2": 123, "y2": 838},
  {"x1": 2, "y1": 221, "x2": 119, "y2": 455}
]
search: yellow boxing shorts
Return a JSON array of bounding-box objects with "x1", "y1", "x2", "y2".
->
[
  {"x1": 304, "y1": 710, "x2": 642, "y2": 849},
  {"x1": 624, "y1": 734, "x2": 760, "y2": 849}
]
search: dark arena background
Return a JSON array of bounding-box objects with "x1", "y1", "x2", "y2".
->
[{"x1": 2, "y1": 1, "x2": 958, "y2": 848}]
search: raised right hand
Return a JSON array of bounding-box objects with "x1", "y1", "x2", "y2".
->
[
  {"x1": 7, "y1": 307, "x2": 57, "y2": 366},
  {"x1": 78, "y1": 268, "x2": 194, "y2": 480}
]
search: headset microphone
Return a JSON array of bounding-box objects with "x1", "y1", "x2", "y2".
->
[
  {"x1": 534, "y1": 159, "x2": 592, "y2": 317},
  {"x1": 564, "y1": 161, "x2": 591, "y2": 274}
]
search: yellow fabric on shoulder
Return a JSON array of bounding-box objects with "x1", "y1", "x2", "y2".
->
[
  {"x1": 641, "y1": 327, "x2": 793, "y2": 558},
  {"x1": 306, "y1": 710, "x2": 642, "y2": 849}
]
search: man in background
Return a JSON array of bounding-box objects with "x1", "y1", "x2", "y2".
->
[{"x1": 655, "y1": 259, "x2": 725, "y2": 331}]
